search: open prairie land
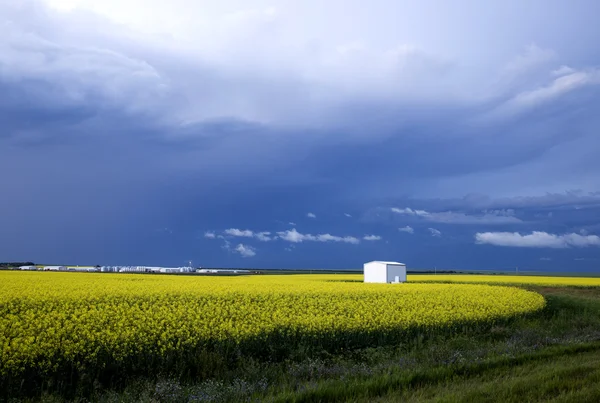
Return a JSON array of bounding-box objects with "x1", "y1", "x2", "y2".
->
[{"x1": 1, "y1": 272, "x2": 600, "y2": 402}]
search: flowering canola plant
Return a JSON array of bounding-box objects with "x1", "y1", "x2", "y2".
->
[
  {"x1": 407, "y1": 274, "x2": 600, "y2": 287},
  {"x1": 0, "y1": 272, "x2": 544, "y2": 379}
]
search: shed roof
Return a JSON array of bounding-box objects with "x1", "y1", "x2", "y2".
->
[{"x1": 365, "y1": 260, "x2": 405, "y2": 265}]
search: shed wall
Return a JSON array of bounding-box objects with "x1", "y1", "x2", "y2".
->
[
  {"x1": 364, "y1": 262, "x2": 388, "y2": 283},
  {"x1": 386, "y1": 264, "x2": 407, "y2": 283}
]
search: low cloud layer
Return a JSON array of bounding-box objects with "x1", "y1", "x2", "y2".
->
[
  {"x1": 224, "y1": 228, "x2": 273, "y2": 241},
  {"x1": 391, "y1": 207, "x2": 522, "y2": 224},
  {"x1": 276, "y1": 229, "x2": 360, "y2": 244},
  {"x1": 475, "y1": 231, "x2": 600, "y2": 248},
  {"x1": 207, "y1": 227, "x2": 362, "y2": 245}
]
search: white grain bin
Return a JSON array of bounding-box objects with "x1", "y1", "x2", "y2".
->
[{"x1": 363, "y1": 261, "x2": 407, "y2": 283}]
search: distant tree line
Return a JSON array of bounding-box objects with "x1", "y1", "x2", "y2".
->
[{"x1": 0, "y1": 262, "x2": 35, "y2": 268}]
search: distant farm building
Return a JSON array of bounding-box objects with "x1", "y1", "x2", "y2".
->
[
  {"x1": 66, "y1": 266, "x2": 99, "y2": 272},
  {"x1": 159, "y1": 267, "x2": 181, "y2": 274},
  {"x1": 19, "y1": 266, "x2": 37, "y2": 271},
  {"x1": 119, "y1": 266, "x2": 150, "y2": 273},
  {"x1": 43, "y1": 266, "x2": 66, "y2": 271},
  {"x1": 197, "y1": 269, "x2": 251, "y2": 274},
  {"x1": 363, "y1": 261, "x2": 407, "y2": 283},
  {"x1": 160, "y1": 267, "x2": 195, "y2": 273},
  {"x1": 100, "y1": 266, "x2": 117, "y2": 272}
]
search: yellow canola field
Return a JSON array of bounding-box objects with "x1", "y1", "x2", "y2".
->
[
  {"x1": 406, "y1": 274, "x2": 600, "y2": 287},
  {"x1": 0, "y1": 272, "x2": 544, "y2": 377}
]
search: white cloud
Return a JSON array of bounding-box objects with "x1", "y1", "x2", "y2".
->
[
  {"x1": 276, "y1": 228, "x2": 359, "y2": 244},
  {"x1": 223, "y1": 228, "x2": 272, "y2": 241},
  {"x1": 306, "y1": 212, "x2": 316, "y2": 218},
  {"x1": 224, "y1": 228, "x2": 254, "y2": 237},
  {"x1": 204, "y1": 231, "x2": 216, "y2": 239},
  {"x1": 551, "y1": 65, "x2": 576, "y2": 76},
  {"x1": 484, "y1": 68, "x2": 600, "y2": 120},
  {"x1": 221, "y1": 226, "x2": 363, "y2": 244},
  {"x1": 254, "y1": 231, "x2": 272, "y2": 241},
  {"x1": 539, "y1": 257, "x2": 552, "y2": 261},
  {"x1": 234, "y1": 243, "x2": 256, "y2": 257},
  {"x1": 391, "y1": 207, "x2": 522, "y2": 224},
  {"x1": 398, "y1": 226, "x2": 414, "y2": 234},
  {"x1": 316, "y1": 233, "x2": 359, "y2": 243},
  {"x1": 475, "y1": 231, "x2": 600, "y2": 248},
  {"x1": 391, "y1": 207, "x2": 429, "y2": 216},
  {"x1": 344, "y1": 213, "x2": 352, "y2": 217},
  {"x1": 511, "y1": 70, "x2": 599, "y2": 107},
  {"x1": 288, "y1": 222, "x2": 296, "y2": 226},
  {"x1": 363, "y1": 234, "x2": 381, "y2": 241},
  {"x1": 429, "y1": 228, "x2": 442, "y2": 237},
  {"x1": 277, "y1": 228, "x2": 305, "y2": 243}
]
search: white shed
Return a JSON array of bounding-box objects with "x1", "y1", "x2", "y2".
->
[{"x1": 363, "y1": 261, "x2": 407, "y2": 283}]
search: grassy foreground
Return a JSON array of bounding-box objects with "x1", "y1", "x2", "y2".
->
[{"x1": 3, "y1": 275, "x2": 600, "y2": 402}]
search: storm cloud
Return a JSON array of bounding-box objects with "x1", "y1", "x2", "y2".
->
[{"x1": 2, "y1": 0, "x2": 600, "y2": 270}]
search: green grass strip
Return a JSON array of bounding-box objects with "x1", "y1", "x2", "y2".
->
[{"x1": 272, "y1": 342, "x2": 600, "y2": 402}]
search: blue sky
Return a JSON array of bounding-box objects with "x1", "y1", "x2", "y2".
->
[{"x1": 2, "y1": 0, "x2": 600, "y2": 271}]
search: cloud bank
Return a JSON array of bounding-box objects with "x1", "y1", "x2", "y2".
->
[
  {"x1": 1, "y1": 0, "x2": 599, "y2": 270},
  {"x1": 206, "y1": 227, "x2": 362, "y2": 245},
  {"x1": 391, "y1": 207, "x2": 522, "y2": 224},
  {"x1": 475, "y1": 231, "x2": 600, "y2": 248},
  {"x1": 277, "y1": 229, "x2": 360, "y2": 244},
  {"x1": 224, "y1": 228, "x2": 273, "y2": 241}
]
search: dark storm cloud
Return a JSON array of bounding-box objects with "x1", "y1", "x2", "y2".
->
[{"x1": 1, "y1": 0, "x2": 600, "y2": 270}]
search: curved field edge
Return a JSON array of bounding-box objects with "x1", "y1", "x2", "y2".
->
[
  {"x1": 271, "y1": 286, "x2": 600, "y2": 403},
  {"x1": 0, "y1": 273, "x2": 545, "y2": 397}
]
